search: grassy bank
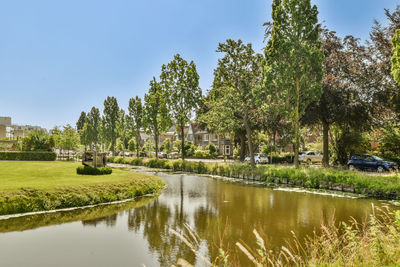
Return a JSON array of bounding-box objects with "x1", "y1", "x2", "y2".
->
[
  {"x1": 108, "y1": 156, "x2": 400, "y2": 200},
  {"x1": 0, "y1": 161, "x2": 165, "y2": 215}
]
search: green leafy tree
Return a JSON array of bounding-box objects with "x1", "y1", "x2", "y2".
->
[
  {"x1": 61, "y1": 124, "x2": 79, "y2": 159},
  {"x1": 117, "y1": 109, "x2": 129, "y2": 153},
  {"x1": 128, "y1": 96, "x2": 143, "y2": 157},
  {"x1": 164, "y1": 138, "x2": 172, "y2": 154},
  {"x1": 128, "y1": 138, "x2": 136, "y2": 152},
  {"x1": 368, "y1": 7, "x2": 400, "y2": 114},
  {"x1": 22, "y1": 130, "x2": 54, "y2": 151},
  {"x1": 86, "y1": 106, "x2": 101, "y2": 149},
  {"x1": 264, "y1": 0, "x2": 324, "y2": 167},
  {"x1": 76, "y1": 111, "x2": 87, "y2": 131},
  {"x1": 103, "y1": 96, "x2": 120, "y2": 154},
  {"x1": 143, "y1": 77, "x2": 172, "y2": 158},
  {"x1": 50, "y1": 126, "x2": 63, "y2": 153},
  {"x1": 200, "y1": 39, "x2": 264, "y2": 167},
  {"x1": 173, "y1": 139, "x2": 182, "y2": 154},
  {"x1": 79, "y1": 122, "x2": 91, "y2": 149},
  {"x1": 160, "y1": 54, "x2": 201, "y2": 160},
  {"x1": 392, "y1": 29, "x2": 400, "y2": 85}
]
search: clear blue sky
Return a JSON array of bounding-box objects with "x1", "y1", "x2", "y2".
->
[{"x1": 0, "y1": 0, "x2": 398, "y2": 129}]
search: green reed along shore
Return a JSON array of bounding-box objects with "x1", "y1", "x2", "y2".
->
[
  {"x1": 0, "y1": 161, "x2": 165, "y2": 216},
  {"x1": 108, "y1": 156, "x2": 400, "y2": 200}
]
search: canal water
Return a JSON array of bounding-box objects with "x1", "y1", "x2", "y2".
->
[{"x1": 0, "y1": 171, "x2": 390, "y2": 266}]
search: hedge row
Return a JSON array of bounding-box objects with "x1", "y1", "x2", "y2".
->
[
  {"x1": 0, "y1": 151, "x2": 57, "y2": 161},
  {"x1": 77, "y1": 166, "x2": 112, "y2": 175},
  {"x1": 107, "y1": 156, "x2": 400, "y2": 200}
]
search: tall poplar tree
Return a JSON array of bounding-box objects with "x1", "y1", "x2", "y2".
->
[
  {"x1": 76, "y1": 111, "x2": 86, "y2": 131},
  {"x1": 160, "y1": 54, "x2": 201, "y2": 160},
  {"x1": 87, "y1": 106, "x2": 101, "y2": 149},
  {"x1": 264, "y1": 0, "x2": 323, "y2": 167},
  {"x1": 103, "y1": 96, "x2": 119, "y2": 154},
  {"x1": 128, "y1": 96, "x2": 143, "y2": 157},
  {"x1": 200, "y1": 39, "x2": 264, "y2": 167},
  {"x1": 143, "y1": 77, "x2": 171, "y2": 158}
]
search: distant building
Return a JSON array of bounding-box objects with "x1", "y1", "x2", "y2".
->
[
  {"x1": 11, "y1": 125, "x2": 47, "y2": 138},
  {"x1": 0, "y1": 117, "x2": 11, "y2": 139},
  {"x1": 0, "y1": 116, "x2": 46, "y2": 139}
]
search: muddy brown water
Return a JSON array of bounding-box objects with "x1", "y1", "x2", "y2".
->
[{"x1": 0, "y1": 171, "x2": 394, "y2": 266}]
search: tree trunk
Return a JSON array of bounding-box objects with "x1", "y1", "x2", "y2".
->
[
  {"x1": 181, "y1": 123, "x2": 185, "y2": 161},
  {"x1": 239, "y1": 134, "x2": 246, "y2": 161},
  {"x1": 322, "y1": 120, "x2": 330, "y2": 167},
  {"x1": 294, "y1": 78, "x2": 300, "y2": 168},
  {"x1": 270, "y1": 132, "x2": 274, "y2": 164},
  {"x1": 244, "y1": 114, "x2": 255, "y2": 168},
  {"x1": 155, "y1": 131, "x2": 159, "y2": 159},
  {"x1": 136, "y1": 135, "x2": 140, "y2": 157}
]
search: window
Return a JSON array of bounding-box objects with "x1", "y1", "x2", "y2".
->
[
  {"x1": 211, "y1": 134, "x2": 217, "y2": 141},
  {"x1": 203, "y1": 134, "x2": 209, "y2": 141},
  {"x1": 225, "y1": 145, "x2": 230, "y2": 155}
]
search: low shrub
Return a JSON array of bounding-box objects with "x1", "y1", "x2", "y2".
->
[
  {"x1": 130, "y1": 157, "x2": 143, "y2": 166},
  {"x1": 76, "y1": 165, "x2": 112, "y2": 175},
  {"x1": 147, "y1": 158, "x2": 170, "y2": 169},
  {"x1": 0, "y1": 151, "x2": 57, "y2": 161},
  {"x1": 113, "y1": 156, "x2": 125, "y2": 164}
]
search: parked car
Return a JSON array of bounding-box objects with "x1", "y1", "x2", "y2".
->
[
  {"x1": 299, "y1": 151, "x2": 323, "y2": 164},
  {"x1": 347, "y1": 154, "x2": 398, "y2": 172},
  {"x1": 158, "y1": 152, "x2": 167, "y2": 159},
  {"x1": 244, "y1": 153, "x2": 269, "y2": 164},
  {"x1": 168, "y1": 152, "x2": 180, "y2": 159}
]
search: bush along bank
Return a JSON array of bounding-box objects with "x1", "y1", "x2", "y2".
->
[
  {"x1": 77, "y1": 166, "x2": 112, "y2": 175},
  {"x1": 108, "y1": 156, "x2": 400, "y2": 200},
  {"x1": 0, "y1": 172, "x2": 165, "y2": 216}
]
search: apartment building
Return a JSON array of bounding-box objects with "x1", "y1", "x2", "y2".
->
[{"x1": 0, "y1": 116, "x2": 46, "y2": 139}]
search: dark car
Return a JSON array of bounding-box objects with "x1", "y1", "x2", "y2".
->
[{"x1": 347, "y1": 154, "x2": 398, "y2": 172}]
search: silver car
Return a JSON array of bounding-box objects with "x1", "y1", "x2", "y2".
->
[
  {"x1": 244, "y1": 153, "x2": 269, "y2": 164},
  {"x1": 299, "y1": 151, "x2": 323, "y2": 164}
]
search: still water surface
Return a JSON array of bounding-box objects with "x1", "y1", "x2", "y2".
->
[{"x1": 0, "y1": 171, "x2": 390, "y2": 266}]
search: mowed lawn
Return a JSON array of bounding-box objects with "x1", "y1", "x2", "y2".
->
[{"x1": 0, "y1": 161, "x2": 152, "y2": 191}]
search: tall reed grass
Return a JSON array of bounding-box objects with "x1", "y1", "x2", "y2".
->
[{"x1": 171, "y1": 205, "x2": 400, "y2": 266}]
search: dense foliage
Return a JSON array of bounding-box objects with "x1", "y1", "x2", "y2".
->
[{"x1": 21, "y1": 130, "x2": 54, "y2": 151}]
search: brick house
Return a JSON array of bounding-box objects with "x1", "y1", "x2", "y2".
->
[{"x1": 157, "y1": 123, "x2": 233, "y2": 157}]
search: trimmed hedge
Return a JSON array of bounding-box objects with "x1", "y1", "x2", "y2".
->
[
  {"x1": 0, "y1": 151, "x2": 57, "y2": 161},
  {"x1": 77, "y1": 166, "x2": 112, "y2": 175}
]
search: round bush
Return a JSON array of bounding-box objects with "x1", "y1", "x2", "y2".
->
[{"x1": 76, "y1": 165, "x2": 112, "y2": 175}]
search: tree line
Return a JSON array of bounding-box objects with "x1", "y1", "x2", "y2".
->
[{"x1": 76, "y1": 0, "x2": 400, "y2": 168}]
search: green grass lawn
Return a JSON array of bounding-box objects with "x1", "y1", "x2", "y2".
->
[
  {"x1": 0, "y1": 161, "x2": 165, "y2": 215},
  {"x1": 0, "y1": 161, "x2": 153, "y2": 191}
]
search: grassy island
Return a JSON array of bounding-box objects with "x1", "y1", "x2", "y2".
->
[{"x1": 0, "y1": 161, "x2": 165, "y2": 216}]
